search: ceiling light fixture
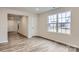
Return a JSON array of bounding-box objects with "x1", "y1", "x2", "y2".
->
[{"x1": 36, "y1": 8, "x2": 40, "y2": 11}]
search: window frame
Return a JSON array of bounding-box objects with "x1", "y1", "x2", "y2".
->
[
  {"x1": 48, "y1": 14, "x2": 57, "y2": 32},
  {"x1": 48, "y1": 11, "x2": 71, "y2": 34}
]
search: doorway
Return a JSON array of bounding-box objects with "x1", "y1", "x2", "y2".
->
[
  {"x1": 8, "y1": 14, "x2": 22, "y2": 33},
  {"x1": 8, "y1": 14, "x2": 28, "y2": 42}
]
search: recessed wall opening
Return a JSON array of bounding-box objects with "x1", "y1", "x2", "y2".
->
[
  {"x1": 8, "y1": 14, "x2": 22, "y2": 33},
  {"x1": 8, "y1": 14, "x2": 28, "y2": 41}
]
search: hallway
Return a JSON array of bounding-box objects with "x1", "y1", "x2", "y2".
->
[{"x1": 0, "y1": 32, "x2": 76, "y2": 52}]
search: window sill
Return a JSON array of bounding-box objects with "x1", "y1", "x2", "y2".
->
[{"x1": 47, "y1": 31, "x2": 71, "y2": 35}]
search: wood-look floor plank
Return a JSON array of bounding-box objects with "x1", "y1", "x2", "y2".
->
[{"x1": 0, "y1": 32, "x2": 76, "y2": 52}]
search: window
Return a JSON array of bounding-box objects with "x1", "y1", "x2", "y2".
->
[
  {"x1": 48, "y1": 14, "x2": 57, "y2": 32},
  {"x1": 48, "y1": 11, "x2": 71, "y2": 34}
]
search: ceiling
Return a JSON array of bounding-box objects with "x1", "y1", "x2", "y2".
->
[{"x1": 5, "y1": 7, "x2": 56, "y2": 14}]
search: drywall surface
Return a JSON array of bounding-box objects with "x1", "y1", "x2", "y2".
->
[
  {"x1": 0, "y1": 9, "x2": 8, "y2": 43},
  {"x1": 18, "y1": 16, "x2": 28, "y2": 36},
  {"x1": 8, "y1": 16, "x2": 17, "y2": 32},
  {"x1": 38, "y1": 7, "x2": 79, "y2": 48}
]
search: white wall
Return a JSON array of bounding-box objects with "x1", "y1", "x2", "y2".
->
[
  {"x1": 38, "y1": 7, "x2": 79, "y2": 48},
  {"x1": 27, "y1": 15, "x2": 38, "y2": 38},
  {"x1": 18, "y1": 16, "x2": 28, "y2": 36},
  {"x1": 30, "y1": 15, "x2": 38, "y2": 36},
  {"x1": 0, "y1": 8, "x2": 38, "y2": 43},
  {"x1": 8, "y1": 16, "x2": 17, "y2": 32},
  {"x1": 0, "y1": 9, "x2": 8, "y2": 43}
]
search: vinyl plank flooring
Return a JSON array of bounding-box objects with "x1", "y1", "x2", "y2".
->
[{"x1": 0, "y1": 32, "x2": 76, "y2": 52}]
